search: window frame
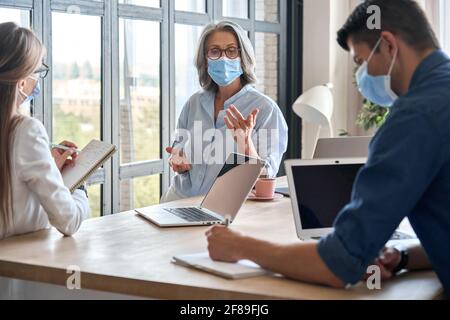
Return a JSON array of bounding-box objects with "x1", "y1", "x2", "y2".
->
[
  {"x1": 440, "y1": 0, "x2": 450, "y2": 54},
  {"x1": 0, "y1": 0, "x2": 288, "y2": 215}
]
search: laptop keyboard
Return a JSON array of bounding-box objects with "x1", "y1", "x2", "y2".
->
[
  {"x1": 391, "y1": 230, "x2": 416, "y2": 240},
  {"x1": 164, "y1": 207, "x2": 222, "y2": 223},
  {"x1": 310, "y1": 231, "x2": 416, "y2": 241}
]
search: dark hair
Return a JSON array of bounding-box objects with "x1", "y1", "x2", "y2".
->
[{"x1": 337, "y1": 0, "x2": 440, "y2": 52}]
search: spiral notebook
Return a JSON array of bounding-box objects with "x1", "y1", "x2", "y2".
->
[
  {"x1": 62, "y1": 140, "x2": 117, "y2": 193},
  {"x1": 172, "y1": 252, "x2": 269, "y2": 280}
]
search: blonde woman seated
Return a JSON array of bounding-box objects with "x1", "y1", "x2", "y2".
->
[
  {"x1": 0, "y1": 22, "x2": 90, "y2": 239},
  {"x1": 162, "y1": 20, "x2": 288, "y2": 202}
]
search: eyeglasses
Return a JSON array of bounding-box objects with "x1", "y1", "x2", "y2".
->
[
  {"x1": 34, "y1": 63, "x2": 49, "y2": 79},
  {"x1": 207, "y1": 47, "x2": 241, "y2": 60}
]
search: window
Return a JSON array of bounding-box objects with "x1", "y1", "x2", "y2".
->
[
  {"x1": 223, "y1": 0, "x2": 249, "y2": 19},
  {"x1": 256, "y1": 0, "x2": 279, "y2": 22},
  {"x1": 0, "y1": 7, "x2": 29, "y2": 25},
  {"x1": 441, "y1": 0, "x2": 450, "y2": 55},
  {"x1": 255, "y1": 32, "x2": 279, "y2": 102},
  {"x1": 118, "y1": 0, "x2": 160, "y2": 7},
  {"x1": 52, "y1": 12, "x2": 103, "y2": 217},
  {"x1": 0, "y1": 0, "x2": 287, "y2": 216},
  {"x1": 119, "y1": 18, "x2": 161, "y2": 211},
  {"x1": 175, "y1": 0, "x2": 206, "y2": 13},
  {"x1": 175, "y1": 24, "x2": 203, "y2": 120}
]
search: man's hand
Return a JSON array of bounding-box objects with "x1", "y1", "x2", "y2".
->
[
  {"x1": 364, "y1": 247, "x2": 402, "y2": 281},
  {"x1": 166, "y1": 147, "x2": 192, "y2": 174},
  {"x1": 51, "y1": 140, "x2": 78, "y2": 173},
  {"x1": 206, "y1": 226, "x2": 246, "y2": 263}
]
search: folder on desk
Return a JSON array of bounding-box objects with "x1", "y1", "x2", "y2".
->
[
  {"x1": 172, "y1": 252, "x2": 269, "y2": 280},
  {"x1": 62, "y1": 140, "x2": 117, "y2": 193}
]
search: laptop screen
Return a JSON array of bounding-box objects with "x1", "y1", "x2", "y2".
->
[
  {"x1": 291, "y1": 163, "x2": 363, "y2": 229},
  {"x1": 201, "y1": 153, "x2": 264, "y2": 220}
]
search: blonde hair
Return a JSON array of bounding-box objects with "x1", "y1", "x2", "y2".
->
[
  {"x1": 195, "y1": 20, "x2": 257, "y2": 92},
  {"x1": 0, "y1": 22, "x2": 44, "y2": 237}
]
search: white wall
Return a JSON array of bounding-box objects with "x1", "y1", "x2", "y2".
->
[
  {"x1": 302, "y1": 0, "x2": 361, "y2": 159},
  {"x1": 301, "y1": 0, "x2": 445, "y2": 159}
]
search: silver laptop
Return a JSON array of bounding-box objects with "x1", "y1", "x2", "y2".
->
[
  {"x1": 285, "y1": 158, "x2": 417, "y2": 242},
  {"x1": 275, "y1": 137, "x2": 372, "y2": 197},
  {"x1": 136, "y1": 153, "x2": 265, "y2": 227},
  {"x1": 313, "y1": 136, "x2": 372, "y2": 159}
]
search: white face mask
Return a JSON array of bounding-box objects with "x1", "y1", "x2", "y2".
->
[{"x1": 355, "y1": 37, "x2": 399, "y2": 108}]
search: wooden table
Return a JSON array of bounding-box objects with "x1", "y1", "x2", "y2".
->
[{"x1": 0, "y1": 179, "x2": 443, "y2": 300}]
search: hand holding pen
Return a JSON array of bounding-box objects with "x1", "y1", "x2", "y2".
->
[
  {"x1": 50, "y1": 140, "x2": 80, "y2": 172},
  {"x1": 206, "y1": 216, "x2": 246, "y2": 263}
]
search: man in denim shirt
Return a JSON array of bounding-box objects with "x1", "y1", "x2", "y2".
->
[{"x1": 205, "y1": 0, "x2": 450, "y2": 297}]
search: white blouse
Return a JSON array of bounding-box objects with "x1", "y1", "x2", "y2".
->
[{"x1": 1, "y1": 117, "x2": 90, "y2": 239}]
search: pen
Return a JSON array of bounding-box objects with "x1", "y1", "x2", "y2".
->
[{"x1": 50, "y1": 144, "x2": 82, "y2": 154}]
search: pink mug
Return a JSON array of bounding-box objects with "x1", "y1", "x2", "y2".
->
[{"x1": 255, "y1": 178, "x2": 276, "y2": 198}]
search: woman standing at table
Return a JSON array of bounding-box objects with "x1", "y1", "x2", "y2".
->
[
  {"x1": 0, "y1": 22, "x2": 90, "y2": 239},
  {"x1": 162, "y1": 20, "x2": 288, "y2": 202}
]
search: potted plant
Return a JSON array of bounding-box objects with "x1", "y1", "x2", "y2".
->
[{"x1": 356, "y1": 99, "x2": 389, "y2": 132}]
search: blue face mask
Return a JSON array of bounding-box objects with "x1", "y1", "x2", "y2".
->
[
  {"x1": 207, "y1": 58, "x2": 243, "y2": 87},
  {"x1": 19, "y1": 77, "x2": 41, "y2": 104},
  {"x1": 356, "y1": 38, "x2": 398, "y2": 108}
]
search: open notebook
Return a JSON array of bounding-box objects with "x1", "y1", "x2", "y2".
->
[
  {"x1": 62, "y1": 140, "x2": 117, "y2": 193},
  {"x1": 172, "y1": 252, "x2": 269, "y2": 280}
]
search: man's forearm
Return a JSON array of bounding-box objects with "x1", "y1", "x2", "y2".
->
[{"x1": 238, "y1": 236, "x2": 345, "y2": 288}]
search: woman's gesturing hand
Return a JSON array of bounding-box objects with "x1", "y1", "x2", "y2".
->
[
  {"x1": 224, "y1": 105, "x2": 259, "y2": 155},
  {"x1": 51, "y1": 140, "x2": 78, "y2": 173},
  {"x1": 166, "y1": 147, "x2": 192, "y2": 174}
]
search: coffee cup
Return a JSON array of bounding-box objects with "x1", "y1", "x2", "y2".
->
[{"x1": 254, "y1": 178, "x2": 276, "y2": 198}]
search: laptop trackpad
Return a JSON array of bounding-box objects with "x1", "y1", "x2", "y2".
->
[{"x1": 140, "y1": 211, "x2": 187, "y2": 224}]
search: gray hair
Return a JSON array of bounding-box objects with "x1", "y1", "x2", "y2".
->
[{"x1": 195, "y1": 20, "x2": 257, "y2": 92}]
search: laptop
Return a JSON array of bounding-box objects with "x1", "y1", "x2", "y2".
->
[
  {"x1": 285, "y1": 158, "x2": 417, "y2": 241},
  {"x1": 136, "y1": 153, "x2": 265, "y2": 227},
  {"x1": 313, "y1": 136, "x2": 372, "y2": 159},
  {"x1": 275, "y1": 136, "x2": 372, "y2": 197}
]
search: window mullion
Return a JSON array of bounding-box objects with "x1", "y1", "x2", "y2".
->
[
  {"x1": 111, "y1": 0, "x2": 121, "y2": 214},
  {"x1": 161, "y1": 0, "x2": 171, "y2": 195},
  {"x1": 42, "y1": 0, "x2": 52, "y2": 137},
  {"x1": 101, "y1": 0, "x2": 113, "y2": 216},
  {"x1": 31, "y1": 0, "x2": 44, "y2": 122}
]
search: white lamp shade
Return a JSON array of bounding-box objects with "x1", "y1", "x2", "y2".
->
[{"x1": 292, "y1": 85, "x2": 334, "y2": 127}]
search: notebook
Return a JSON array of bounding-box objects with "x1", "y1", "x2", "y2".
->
[
  {"x1": 62, "y1": 140, "x2": 117, "y2": 193},
  {"x1": 172, "y1": 252, "x2": 269, "y2": 280}
]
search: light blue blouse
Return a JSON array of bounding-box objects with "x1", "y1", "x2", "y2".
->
[{"x1": 171, "y1": 84, "x2": 288, "y2": 198}]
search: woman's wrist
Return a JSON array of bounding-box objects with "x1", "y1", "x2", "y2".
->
[
  {"x1": 238, "y1": 137, "x2": 258, "y2": 157},
  {"x1": 77, "y1": 184, "x2": 88, "y2": 198}
]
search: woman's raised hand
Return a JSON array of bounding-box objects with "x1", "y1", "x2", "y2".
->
[{"x1": 224, "y1": 105, "x2": 259, "y2": 144}]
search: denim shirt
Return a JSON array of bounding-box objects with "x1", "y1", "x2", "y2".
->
[
  {"x1": 318, "y1": 50, "x2": 450, "y2": 296},
  {"x1": 170, "y1": 84, "x2": 288, "y2": 198}
]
